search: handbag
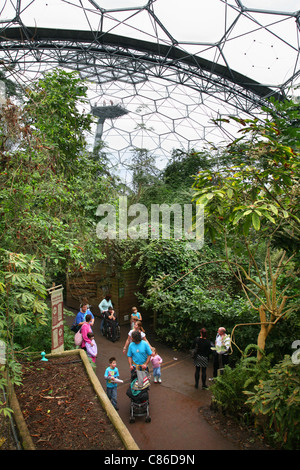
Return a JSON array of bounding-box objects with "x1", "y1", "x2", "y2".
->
[
  {"x1": 190, "y1": 337, "x2": 200, "y2": 358},
  {"x1": 71, "y1": 322, "x2": 80, "y2": 333},
  {"x1": 190, "y1": 348, "x2": 197, "y2": 359},
  {"x1": 74, "y1": 328, "x2": 83, "y2": 346}
]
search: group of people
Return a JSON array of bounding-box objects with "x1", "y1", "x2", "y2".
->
[
  {"x1": 72, "y1": 297, "x2": 163, "y2": 411},
  {"x1": 72, "y1": 302, "x2": 98, "y2": 363},
  {"x1": 72, "y1": 297, "x2": 230, "y2": 409},
  {"x1": 191, "y1": 326, "x2": 231, "y2": 390}
]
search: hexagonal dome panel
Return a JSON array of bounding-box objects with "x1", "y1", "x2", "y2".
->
[{"x1": 0, "y1": 0, "x2": 299, "y2": 184}]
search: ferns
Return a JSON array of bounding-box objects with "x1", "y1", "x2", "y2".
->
[
  {"x1": 210, "y1": 349, "x2": 272, "y2": 420},
  {"x1": 210, "y1": 351, "x2": 300, "y2": 449}
]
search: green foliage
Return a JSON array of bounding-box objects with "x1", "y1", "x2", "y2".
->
[
  {"x1": 0, "y1": 250, "x2": 49, "y2": 416},
  {"x1": 162, "y1": 149, "x2": 215, "y2": 190},
  {"x1": 134, "y1": 239, "x2": 253, "y2": 350},
  {"x1": 192, "y1": 99, "x2": 300, "y2": 358},
  {"x1": 129, "y1": 148, "x2": 160, "y2": 199},
  {"x1": 0, "y1": 250, "x2": 49, "y2": 329},
  {"x1": 12, "y1": 308, "x2": 75, "y2": 355},
  {"x1": 244, "y1": 355, "x2": 300, "y2": 449},
  {"x1": 195, "y1": 99, "x2": 300, "y2": 245},
  {"x1": 133, "y1": 148, "x2": 219, "y2": 209},
  {"x1": 0, "y1": 69, "x2": 117, "y2": 281},
  {"x1": 210, "y1": 346, "x2": 272, "y2": 419},
  {"x1": 264, "y1": 309, "x2": 300, "y2": 362},
  {"x1": 25, "y1": 69, "x2": 93, "y2": 176}
]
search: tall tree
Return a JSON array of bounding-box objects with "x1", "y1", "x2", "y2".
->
[
  {"x1": 193, "y1": 99, "x2": 300, "y2": 358},
  {"x1": 129, "y1": 147, "x2": 160, "y2": 201},
  {"x1": 0, "y1": 69, "x2": 116, "y2": 281}
]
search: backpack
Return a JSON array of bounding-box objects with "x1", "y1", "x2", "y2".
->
[{"x1": 74, "y1": 328, "x2": 82, "y2": 346}]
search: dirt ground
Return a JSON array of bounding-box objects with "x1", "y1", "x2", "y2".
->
[
  {"x1": 199, "y1": 406, "x2": 272, "y2": 450},
  {"x1": 14, "y1": 355, "x2": 125, "y2": 451}
]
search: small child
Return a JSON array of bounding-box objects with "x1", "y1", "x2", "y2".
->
[
  {"x1": 130, "y1": 306, "x2": 142, "y2": 329},
  {"x1": 150, "y1": 347, "x2": 163, "y2": 383},
  {"x1": 85, "y1": 332, "x2": 97, "y2": 363},
  {"x1": 104, "y1": 357, "x2": 120, "y2": 410}
]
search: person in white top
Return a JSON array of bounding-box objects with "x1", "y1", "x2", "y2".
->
[
  {"x1": 213, "y1": 327, "x2": 230, "y2": 377},
  {"x1": 122, "y1": 321, "x2": 150, "y2": 354}
]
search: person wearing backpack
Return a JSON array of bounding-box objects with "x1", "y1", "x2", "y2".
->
[
  {"x1": 191, "y1": 328, "x2": 211, "y2": 390},
  {"x1": 80, "y1": 314, "x2": 94, "y2": 351}
]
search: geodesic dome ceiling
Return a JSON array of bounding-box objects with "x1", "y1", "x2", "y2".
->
[{"x1": 0, "y1": 1, "x2": 299, "y2": 182}]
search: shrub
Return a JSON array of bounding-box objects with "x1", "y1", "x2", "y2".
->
[
  {"x1": 244, "y1": 355, "x2": 300, "y2": 450},
  {"x1": 210, "y1": 346, "x2": 272, "y2": 422}
]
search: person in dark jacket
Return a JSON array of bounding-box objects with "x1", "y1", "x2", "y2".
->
[{"x1": 192, "y1": 328, "x2": 211, "y2": 390}]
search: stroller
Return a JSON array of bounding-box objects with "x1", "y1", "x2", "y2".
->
[
  {"x1": 102, "y1": 311, "x2": 120, "y2": 342},
  {"x1": 126, "y1": 369, "x2": 151, "y2": 423}
]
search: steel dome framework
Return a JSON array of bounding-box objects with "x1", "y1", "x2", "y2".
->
[{"x1": 0, "y1": 0, "x2": 299, "y2": 180}]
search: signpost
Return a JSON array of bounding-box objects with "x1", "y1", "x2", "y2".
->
[{"x1": 48, "y1": 284, "x2": 64, "y2": 354}]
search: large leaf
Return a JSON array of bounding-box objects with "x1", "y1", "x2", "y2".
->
[{"x1": 252, "y1": 212, "x2": 260, "y2": 231}]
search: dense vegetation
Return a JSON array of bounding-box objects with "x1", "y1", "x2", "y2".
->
[
  {"x1": 0, "y1": 70, "x2": 299, "y2": 448},
  {"x1": 0, "y1": 70, "x2": 118, "y2": 401}
]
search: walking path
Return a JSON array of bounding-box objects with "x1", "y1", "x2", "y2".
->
[{"x1": 88, "y1": 316, "x2": 239, "y2": 451}]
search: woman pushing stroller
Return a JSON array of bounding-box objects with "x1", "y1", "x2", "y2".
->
[
  {"x1": 127, "y1": 330, "x2": 152, "y2": 374},
  {"x1": 126, "y1": 330, "x2": 152, "y2": 423}
]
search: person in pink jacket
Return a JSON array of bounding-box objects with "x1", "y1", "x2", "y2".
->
[
  {"x1": 150, "y1": 347, "x2": 163, "y2": 383},
  {"x1": 80, "y1": 314, "x2": 93, "y2": 350}
]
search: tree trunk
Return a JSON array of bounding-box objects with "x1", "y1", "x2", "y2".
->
[
  {"x1": 257, "y1": 324, "x2": 269, "y2": 360},
  {"x1": 257, "y1": 304, "x2": 274, "y2": 360}
]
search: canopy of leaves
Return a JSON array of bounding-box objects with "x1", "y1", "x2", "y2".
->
[
  {"x1": 193, "y1": 99, "x2": 300, "y2": 249},
  {"x1": 0, "y1": 69, "x2": 118, "y2": 282},
  {"x1": 191, "y1": 99, "x2": 300, "y2": 357}
]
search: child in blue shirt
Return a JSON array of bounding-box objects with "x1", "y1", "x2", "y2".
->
[{"x1": 104, "y1": 357, "x2": 120, "y2": 411}]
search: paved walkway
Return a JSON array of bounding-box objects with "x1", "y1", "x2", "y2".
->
[{"x1": 82, "y1": 315, "x2": 240, "y2": 451}]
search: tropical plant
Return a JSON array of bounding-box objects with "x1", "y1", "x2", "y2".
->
[
  {"x1": 210, "y1": 345, "x2": 272, "y2": 419},
  {"x1": 244, "y1": 355, "x2": 300, "y2": 449},
  {"x1": 129, "y1": 147, "x2": 160, "y2": 201},
  {"x1": 0, "y1": 250, "x2": 49, "y2": 417},
  {"x1": 193, "y1": 99, "x2": 300, "y2": 358},
  {"x1": 133, "y1": 239, "x2": 252, "y2": 350},
  {"x1": 0, "y1": 69, "x2": 117, "y2": 282}
]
